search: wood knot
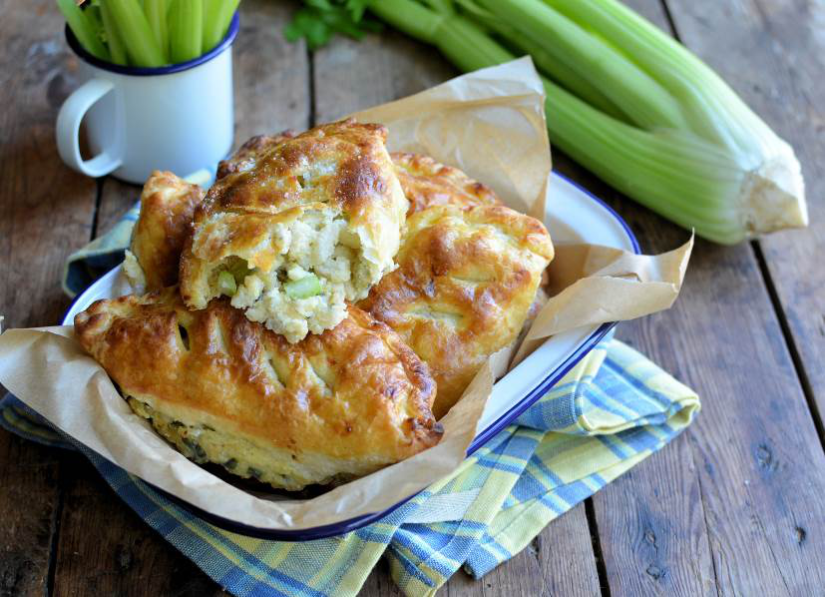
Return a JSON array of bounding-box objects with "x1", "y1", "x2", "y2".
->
[
  {"x1": 646, "y1": 564, "x2": 665, "y2": 580},
  {"x1": 115, "y1": 545, "x2": 134, "y2": 571},
  {"x1": 0, "y1": 554, "x2": 26, "y2": 594},
  {"x1": 756, "y1": 443, "x2": 778, "y2": 472}
]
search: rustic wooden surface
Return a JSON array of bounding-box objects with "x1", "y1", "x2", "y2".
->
[{"x1": 1, "y1": 0, "x2": 823, "y2": 595}]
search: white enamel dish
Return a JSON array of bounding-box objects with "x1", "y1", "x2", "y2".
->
[{"x1": 62, "y1": 172, "x2": 639, "y2": 540}]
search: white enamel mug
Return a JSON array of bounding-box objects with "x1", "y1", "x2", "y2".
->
[{"x1": 56, "y1": 14, "x2": 239, "y2": 184}]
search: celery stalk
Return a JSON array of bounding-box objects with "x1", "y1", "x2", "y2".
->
[
  {"x1": 363, "y1": 0, "x2": 807, "y2": 243},
  {"x1": 542, "y1": 0, "x2": 780, "y2": 160},
  {"x1": 100, "y1": 2, "x2": 128, "y2": 65},
  {"x1": 474, "y1": 0, "x2": 687, "y2": 131},
  {"x1": 368, "y1": 0, "x2": 444, "y2": 42},
  {"x1": 84, "y1": 3, "x2": 104, "y2": 40},
  {"x1": 143, "y1": 0, "x2": 170, "y2": 62},
  {"x1": 203, "y1": 0, "x2": 239, "y2": 51},
  {"x1": 106, "y1": 0, "x2": 165, "y2": 67},
  {"x1": 454, "y1": 1, "x2": 627, "y2": 120},
  {"x1": 56, "y1": 0, "x2": 110, "y2": 61},
  {"x1": 169, "y1": 0, "x2": 204, "y2": 63}
]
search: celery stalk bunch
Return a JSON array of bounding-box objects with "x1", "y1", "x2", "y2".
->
[
  {"x1": 57, "y1": 0, "x2": 240, "y2": 68},
  {"x1": 287, "y1": 0, "x2": 807, "y2": 244}
]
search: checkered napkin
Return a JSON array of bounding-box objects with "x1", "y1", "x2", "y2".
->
[{"x1": 3, "y1": 206, "x2": 700, "y2": 596}]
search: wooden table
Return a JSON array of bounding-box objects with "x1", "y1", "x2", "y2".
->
[{"x1": 2, "y1": 0, "x2": 823, "y2": 594}]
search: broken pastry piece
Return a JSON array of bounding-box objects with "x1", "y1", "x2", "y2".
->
[
  {"x1": 74, "y1": 288, "x2": 441, "y2": 491},
  {"x1": 359, "y1": 205, "x2": 554, "y2": 419},
  {"x1": 124, "y1": 171, "x2": 205, "y2": 293},
  {"x1": 179, "y1": 119, "x2": 409, "y2": 343}
]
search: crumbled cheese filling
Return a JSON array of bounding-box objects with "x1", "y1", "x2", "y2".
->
[{"x1": 215, "y1": 211, "x2": 372, "y2": 343}]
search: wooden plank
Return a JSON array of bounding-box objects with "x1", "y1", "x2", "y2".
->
[
  {"x1": 0, "y1": 0, "x2": 100, "y2": 594},
  {"x1": 591, "y1": 431, "x2": 716, "y2": 596},
  {"x1": 550, "y1": 0, "x2": 825, "y2": 587},
  {"x1": 358, "y1": 502, "x2": 602, "y2": 596},
  {"x1": 637, "y1": 1, "x2": 825, "y2": 592},
  {"x1": 0, "y1": 435, "x2": 63, "y2": 597},
  {"x1": 666, "y1": 0, "x2": 825, "y2": 448},
  {"x1": 53, "y1": 453, "x2": 229, "y2": 597},
  {"x1": 50, "y1": 1, "x2": 310, "y2": 594},
  {"x1": 312, "y1": 33, "x2": 603, "y2": 595},
  {"x1": 311, "y1": 34, "x2": 456, "y2": 123},
  {"x1": 555, "y1": 153, "x2": 719, "y2": 595},
  {"x1": 454, "y1": 504, "x2": 603, "y2": 597},
  {"x1": 564, "y1": 2, "x2": 717, "y2": 594},
  {"x1": 617, "y1": 207, "x2": 825, "y2": 594},
  {"x1": 566, "y1": 144, "x2": 825, "y2": 594}
]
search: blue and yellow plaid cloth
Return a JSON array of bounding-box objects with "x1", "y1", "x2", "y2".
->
[{"x1": 3, "y1": 203, "x2": 700, "y2": 596}]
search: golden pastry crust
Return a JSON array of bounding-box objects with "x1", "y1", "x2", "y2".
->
[
  {"x1": 74, "y1": 288, "x2": 441, "y2": 490},
  {"x1": 119, "y1": 143, "x2": 506, "y2": 312},
  {"x1": 179, "y1": 119, "x2": 409, "y2": 343},
  {"x1": 391, "y1": 152, "x2": 502, "y2": 215},
  {"x1": 221, "y1": 143, "x2": 502, "y2": 216},
  {"x1": 359, "y1": 205, "x2": 554, "y2": 419},
  {"x1": 216, "y1": 131, "x2": 296, "y2": 179},
  {"x1": 199, "y1": 118, "x2": 405, "y2": 231},
  {"x1": 130, "y1": 171, "x2": 205, "y2": 291}
]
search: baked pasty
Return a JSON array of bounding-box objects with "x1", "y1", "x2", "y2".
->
[
  {"x1": 391, "y1": 152, "x2": 502, "y2": 215},
  {"x1": 124, "y1": 171, "x2": 205, "y2": 292},
  {"x1": 359, "y1": 205, "x2": 554, "y2": 418},
  {"x1": 216, "y1": 131, "x2": 296, "y2": 179},
  {"x1": 74, "y1": 288, "x2": 441, "y2": 491},
  {"x1": 117, "y1": 144, "x2": 509, "y2": 308},
  {"x1": 218, "y1": 139, "x2": 503, "y2": 217},
  {"x1": 179, "y1": 119, "x2": 409, "y2": 343}
]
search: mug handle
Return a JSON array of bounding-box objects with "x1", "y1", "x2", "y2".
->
[{"x1": 56, "y1": 79, "x2": 123, "y2": 178}]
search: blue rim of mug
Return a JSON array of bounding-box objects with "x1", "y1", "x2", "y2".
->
[{"x1": 65, "y1": 12, "x2": 240, "y2": 77}]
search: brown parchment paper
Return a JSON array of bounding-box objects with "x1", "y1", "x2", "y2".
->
[{"x1": 0, "y1": 58, "x2": 692, "y2": 530}]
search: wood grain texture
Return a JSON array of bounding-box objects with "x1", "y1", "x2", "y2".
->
[
  {"x1": 592, "y1": 433, "x2": 716, "y2": 596},
  {"x1": 445, "y1": 504, "x2": 603, "y2": 597},
  {"x1": 52, "y1": 453, "x2": 228, "y2": 597},
  {"x1": 2, "y1": 0, "x2": 821, "y2": 595},
  {"x1": 311, "y1": 34, "x2": 456, "y2": 122},
  {"x1": 666, "y1": 0, "x2": 825, "y2": 458},
  {"x1": 560, "y1": 137, "x2": 825, "y2": 595},
  {"x1": 554, "y1": 151, "x2": 719, "y2": 596},
  {"x1": 545, "y1": 2, "x2": 717, "y2": 595},
  {"x1": 567, "y1": 140, "x2": 825, "y2": 594},
  {"x1": 556, "y1": 105, "x2": 825, "y2": 595},
  {"x1": 312, "y1": 32, "x2": 603, "y2": 595},
  {"x1": 0, "y1": 0, "x2": 99, "y2": 594},
  {"x1": 50, "y1": 2, "x2": 310, "y2": 595},
  {"x1": 652, "y1": 1, "x2": 825, "y2": 593}
]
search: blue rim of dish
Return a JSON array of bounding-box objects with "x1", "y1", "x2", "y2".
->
[
  {"x1": 61, "y1": 172, "x2": 640, "y2": 541},
  {"x1": 65, "y1": 13, "x2": 240, "y2": 77}
]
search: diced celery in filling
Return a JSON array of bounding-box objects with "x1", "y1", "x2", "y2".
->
[
  {"x1": 214, "y1": 211, "x2": 367, "y2": 343},
  {"x1": 284, "y1": 273, "x2": 321, "y2": 299},
  {"x1": 217, "y1": 271, "x2": 237, "y2": 296}
]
